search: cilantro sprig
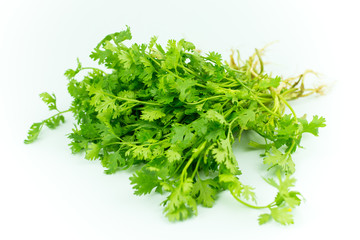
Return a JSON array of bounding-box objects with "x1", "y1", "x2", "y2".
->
[{"x1": 25, "y1": 26, "x2": 326, "y2": 225}]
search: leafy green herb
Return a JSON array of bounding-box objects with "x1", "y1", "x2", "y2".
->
[{"x1": 25, "y1": 26, "x2": 326, "y2": 225}]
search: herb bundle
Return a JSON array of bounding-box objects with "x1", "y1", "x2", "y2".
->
[{"x1": 25, "y1": 27, "x2": 325, "y2": 225}]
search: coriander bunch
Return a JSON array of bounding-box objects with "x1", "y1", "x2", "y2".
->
[{"x1": 25, "y1": 26, "x2": 325, "y2": 225}]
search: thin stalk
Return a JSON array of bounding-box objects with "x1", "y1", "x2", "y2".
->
[
  {"x1": 47, "y1": 109, "x2": 72, "y2": 119},
  {"x1": 181, "y1": 142, "x2": 207, "y2": 182},
  {"x1": 230, "y1": 191, "x2": 274, "y2": 210},
  {"x1": 186, "y1": 95, "x2": 224, "y2": 105},
  {"x1": 278, "y1": 94, "x2": 297, "y2": 121},
  {"x1": 102, "y1": 91, "x2": 161, "y2": 106},
  {"x1": 191, "y1": 158, "x2": 202, "y2": 179}
]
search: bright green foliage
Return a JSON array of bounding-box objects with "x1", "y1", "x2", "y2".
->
[
  {"x1": 24, "y1": 122, "x2": 43, "y2": 144},
  {"x1": 24, "y1": 92, "x2": 66, "y2": 143},
  {"x1": 259, "y1": 76, "x2": 281, "y2": 90},
  {"x1": 270, "y1": 207, "x2": 294, "y2": 225},
  {"x1": 263, "y1": 146, "x2": 295, "y2": 173},
  {"x1": 85, "y1": 143, "x2": 101, "y2": 160},
  {"x1": 39, "y1": 92, "x2": 58, "y2": 111},
  {"x1": 258, "y1": 213, "x2": 272, "y2": 225},
  {"x1": 25, "y1": 27, "x2": 326, "y2": 225},
  {"x1": 299, "y1": 115, "x2": 326, "y2": 136},
  {"x1": 242, "y1": 185, "x2": 257, "y2": 203},
  {"x1": 130, "y1": 168, "x2": 160, "y2": 195},
  {"x1": 191, "y1": 178, "x2": 218, "y2": 207},
  {"x1": 258, "y1": 171, "x2": 303, "y2": 225},
  {"x1": 140, "y1": 107, "x2": 166, "y2": 121}
]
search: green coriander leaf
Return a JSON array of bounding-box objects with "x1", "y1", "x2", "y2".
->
[
  {"x1": 264, "y1": 146, "x2": 295, "y2": 173},
  {"x1": 64, "y1": 58, "x2": 82, "y2": 80},
  {"x1": 285, "y1": 191, "x2": 302, "y2": 208},
  {"x1": 237, "y1": 108, "x2": 256, "y2": 129},
  {"x1": 140, "y1": 108, "x2": 166, "y2": 121},
  {"x1": 284, "y1": 195, "x2": 301, "y2": 208},
  {"x1": 94, "y1": 25, "x2": 132, "y2": 49},
  {"x1": 165, "y1": 39, "x2": 180, "y2": 69},
  {"x1": 148, "y1": 36, "x2": 158, "y2": 49},
  {"x1": 170, "y1": 124, "x2": 194, "y2": 148},
  {"x1": 191, "y1": 178, "x2": 218, "y2": 207},
  {"x1": 270, "y1": 207, "x2": 294, "y2": 225},
  {"x1": 205, "y1": 109, "x2": 227, "y2": 125},
  {"x1": 278, "y1": 173, "x2": 296, "y2": 195},
  {"x1": 258, "y1": 213, "x2": 272, "y2": 225},
  {"x1": 204, "y1": 126, "x2": 226, "y2": 142},
  {"x1": 241, "y1": 185, "x2": 257, "y2": 203},
  {"x1": 39, "y1": 92, "x2": 58, "y2": 111},
  {"x1": 206, "y1": 51, "x2": 222, "y2": 64},
  {"x1": 130, "y1": 168, "x2": 159, "y2": 195},
  {"x1": 24, "y1": 122, "x2": 43, "y2": 144},
  {"x1": 135, "y1": 129, "x2": 157, "y2": 143},
  {"x1": 212, "y1": 138, "x2": 238, "y2": 174},
  {"x1": 259, "y1": 76, "x2": 281, "y2": 90},
  {"x1": 90, "y1": 48, "x2": 112, "y2": 64},
  {"x1": 219, "y1": 174, "x2": 242, "y2": 196},
  {"x1": 85, "y1": 143, "x2": 101, "y2": 160},
  {"x1": 165, "y1": 149, "x2": 182, "y2": 162},
  {"x1": 174, "y1": 77, "x2": 197, "y2": 102},
  {"x1": 183, "y1": 40, "x2": 195, "y2": 51},
  {"x1": 118, "y1": 51, "x2": 133, "y2": 69},
  {"x1": 44, "y1": 115, "x2": 65, "y2": 129},
  {"x1": 126, "y1": 145, "x2": 153, "y2": 161},
  {"x1": 164, "y1": 179, "x2": 197, "y2": 221},
  {"x1": 191, "y1": 118, "x2": 209, "y2": 136},
  {"x1": 103, "y1": 151, "x2": 124, "y2": 174},
  {"x1": 300, "y1": 115, "x2": 326, "y2": 136},
  {"x1": 103, "y1": 41, "x2": 118, "y2": 52}
]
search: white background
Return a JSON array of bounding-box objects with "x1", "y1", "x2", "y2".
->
[{"x1": 1, "y1": 0, "x2": 359, "y2": 239}]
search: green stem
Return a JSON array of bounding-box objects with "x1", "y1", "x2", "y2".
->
[
  {"x1": 174, "y1": 150, "x2": 194, "y2": 175},
  {"x1": 42, "y1": 109, "x2": 72, "y2": 123},
  {"x1": 230, "y1": 191, "x2": 274, "y2": 210},
  {"x1": 195, "y1": 83, "x2": 208, "y2": 88},
  {"x1": 203, "y1": 143, "x2": 215, "y2": 164},
  {"x1": 254, "y1": 96, "x2": 281, "y2": 117},
  {"x1": 280, "y1": 88, "x2": 298, "y2": 98},
  {"x1": 147, "y1": 54, "x2": 162, "y2": 67},
  {"x1": 102, "y1": 91, "x2": 161, "y2": 106},
  {"x1": 117, "y1": 97, "x2": 160, "y2": 106},
  {"x1": 191, "y1": 157, "x2": 202, "y2": 179},
  {"x1": 186, "y1": 95, "x2": 224, "y2": 105},
  {"x1": 278, "y1": 94, "x2": 297, "y2": 121},
  {"x1": 221, "y1": 99, "x2": 230, "y2": 108},
  {"x1": 286, "y1": 138, "x2": 297, "y2": 156},
  {"x1": 179, "y1": 64, "x2": 201, "y2": 79},
  {"x1": 166, "y1": 69, "x2": 207, "y2": 89},
  {"x1": 224, "y1": 106, "x2": 236, "y2": 118},
  {"x1": 181, "y1": 141, "x2": 207, "y2": 182},
  {"x1": 238, "y1": 128, "x2": 244, "y2": 143}
]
